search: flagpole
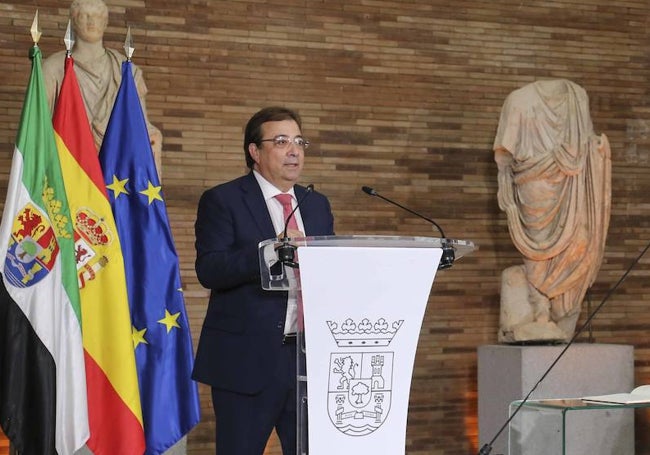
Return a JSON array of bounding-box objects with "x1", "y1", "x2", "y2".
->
[
  {"x1": 9, "y1": 12, "x2": 40, "y2": 455},
  {"x1": 64, "y1": 19, "x2": 74, "y2": 56},
  {"x1": 12, "y1": 15, "x2": 36, "y2": 455},
  {"x1": 6, "y1": 15, "x2": 40, "y2": 455},
  {"x1": 124, "y1": 26, "x2": 134, "y2": 61},
  {"x1": 97, "y1": 26, "x2": 200, "y2": 454}
]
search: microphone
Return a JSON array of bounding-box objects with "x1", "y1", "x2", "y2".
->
[
  {"x1": 476, "y1": 241, "x2": 650, "y2": 455},
  {"x1": 361, "y1": 186, "x2": 455, "y2": 269},
  {"x1": 276, "y1": 184, "x2": 314, "y2": 268}
]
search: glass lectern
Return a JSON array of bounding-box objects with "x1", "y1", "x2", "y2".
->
[{"x1": 258, "y1": 235, "x2": 475, "y2": 455}]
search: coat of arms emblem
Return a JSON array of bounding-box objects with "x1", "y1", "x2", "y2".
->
[
  {"x1": 74, "y1": 208, "x2": 111, "y2": 288},
  {"x1": 326, "y1": 317, "x2": 402, "y2": 436},
  {"x1": 4, "y1": 203, "x2": 60, "y2": 288}
]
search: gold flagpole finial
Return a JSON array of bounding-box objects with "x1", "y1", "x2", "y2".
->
[
  {"x1": 64, "y1": 19, "x2": 75, "y2": 54},
  {"x1": 124, "y1": 26, "x2": 135, "y2": 61},
  {"x1": 30, "y1": 10, "x2": 42, "y2": 44}
]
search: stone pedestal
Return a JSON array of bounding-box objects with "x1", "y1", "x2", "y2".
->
[{"x1": 477, "y1": 343, "x2": 634, "y2": 455}]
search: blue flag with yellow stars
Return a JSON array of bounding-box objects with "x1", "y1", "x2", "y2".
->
[{"x1": 99, "y1": 60, "x2": 200, "y2": 455}]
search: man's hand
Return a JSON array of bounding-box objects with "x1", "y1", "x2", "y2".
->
[{"x1": 278, "y1": 228, "x2": 304, "y2": 239}]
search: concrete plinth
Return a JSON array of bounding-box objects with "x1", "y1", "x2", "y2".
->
[{"x1": 477, "y1": 343, "x2": 634, "y2": 455}]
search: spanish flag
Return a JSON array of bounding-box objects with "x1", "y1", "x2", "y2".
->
[{"x1": 52, "y1": 53, "x2": 145, "y2": 454}]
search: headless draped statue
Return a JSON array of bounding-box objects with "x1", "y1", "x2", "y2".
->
[
  {"x1": 43, "y1": 0, "x2": 162, "y2": 174},
  {"x1": 494, "y1": 79, "x2": 611, "y2": 343}
]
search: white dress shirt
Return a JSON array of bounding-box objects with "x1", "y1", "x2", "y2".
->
[{"x1": 253, "y1": 171, "x2": 304, "y2": 334}]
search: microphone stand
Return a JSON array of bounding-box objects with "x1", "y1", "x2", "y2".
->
[
  {"x1": 275, "y1": 184, "x2": 314, "y2": 269},
  {"x1": 361, "y1": 186, "x2": 455, "y2": 269},
  {"x1": 477, "y1": 240, "x2": 650, "y2": 455}
]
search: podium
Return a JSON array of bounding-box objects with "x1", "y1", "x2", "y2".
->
[{"x1": 259, "y1": 235, "x2": 475, "y2": 455}]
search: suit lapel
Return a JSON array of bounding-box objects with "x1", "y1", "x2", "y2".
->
[
  {"x1": 294, "y1": 185, "x2": 317, "y2": 235},
  {"x1": 240, "y1": 173, "x2": 276, "y2": 239},
  {"x1": 240, "y1": 174, "x2": 322, "y2": 237}
]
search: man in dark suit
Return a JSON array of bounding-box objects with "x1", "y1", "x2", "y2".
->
[{"x1": 192, "y1": 106, "x2": 335, "y2": 455}]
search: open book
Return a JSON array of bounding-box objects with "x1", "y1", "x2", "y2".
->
[{"x1": 582, "y1": 385, "x2": 650, "y2": 404}]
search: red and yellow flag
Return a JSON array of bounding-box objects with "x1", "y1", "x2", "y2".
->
[{"x1": 52, "y1": 54, "x2": 145, "y2": 455}]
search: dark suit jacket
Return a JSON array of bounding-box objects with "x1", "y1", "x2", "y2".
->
[{"x1": 192, "y1": 172, "x2": 335, "y2": 394}]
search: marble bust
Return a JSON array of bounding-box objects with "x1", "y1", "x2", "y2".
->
[{"x1": 42, "y1": 0, "x2": 162, "y2": 173}]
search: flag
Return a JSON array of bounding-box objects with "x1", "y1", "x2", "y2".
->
[
  {"x1": 100, "y1": 59, "x2": 200, "y2": 454},
  {"x1": 52, "y1": 54, "x2": 146, "y2": 455},
  {"x1": 0, "y1": 45, "x2": 88, "y2": 455}
]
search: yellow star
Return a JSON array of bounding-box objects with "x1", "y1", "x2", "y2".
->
[
  {"x1": 158, "y1": 309, "x2": 181, "y2": 333},
  {"x1": 132, "y1": 326, "x2": 148, "y2": 349},
  {"x1": 139, "y1": 181, "x2": 163, "y2": 205},
  {"x1": 106, "y1": 175, "x2": 129, "y2": 199}
]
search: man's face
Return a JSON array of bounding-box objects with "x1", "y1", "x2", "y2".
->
[
  {"x1": 249, "y1": 119, "x2": 305, "y2": 192},
  {"x1": 72, "y1": 3, "x2": 108, "y2": 43}
]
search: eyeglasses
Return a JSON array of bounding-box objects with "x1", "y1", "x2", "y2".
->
[{"x1": 259, "y1": 135, "x2": 310, "y2": 150}]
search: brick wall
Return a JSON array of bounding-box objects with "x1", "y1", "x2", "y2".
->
[{"x1": 0, "y1": 0, "x2": 649, "y2": 454}]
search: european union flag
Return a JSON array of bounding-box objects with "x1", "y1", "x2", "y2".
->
[{"x1": 99, "y1": 60, "x2": 200, "y2": 455}]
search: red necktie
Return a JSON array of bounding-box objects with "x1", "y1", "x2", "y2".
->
[
  {"x1": 274, "y1": 193, "x2": 304, "y2": 332},
  {"x1": 275, "y1": 193, "x2": 299, "y2": 234}
]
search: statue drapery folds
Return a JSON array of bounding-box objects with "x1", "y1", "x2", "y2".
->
[{"x1": 494, "y1": 79, "x2": 611, "y2": 343}]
